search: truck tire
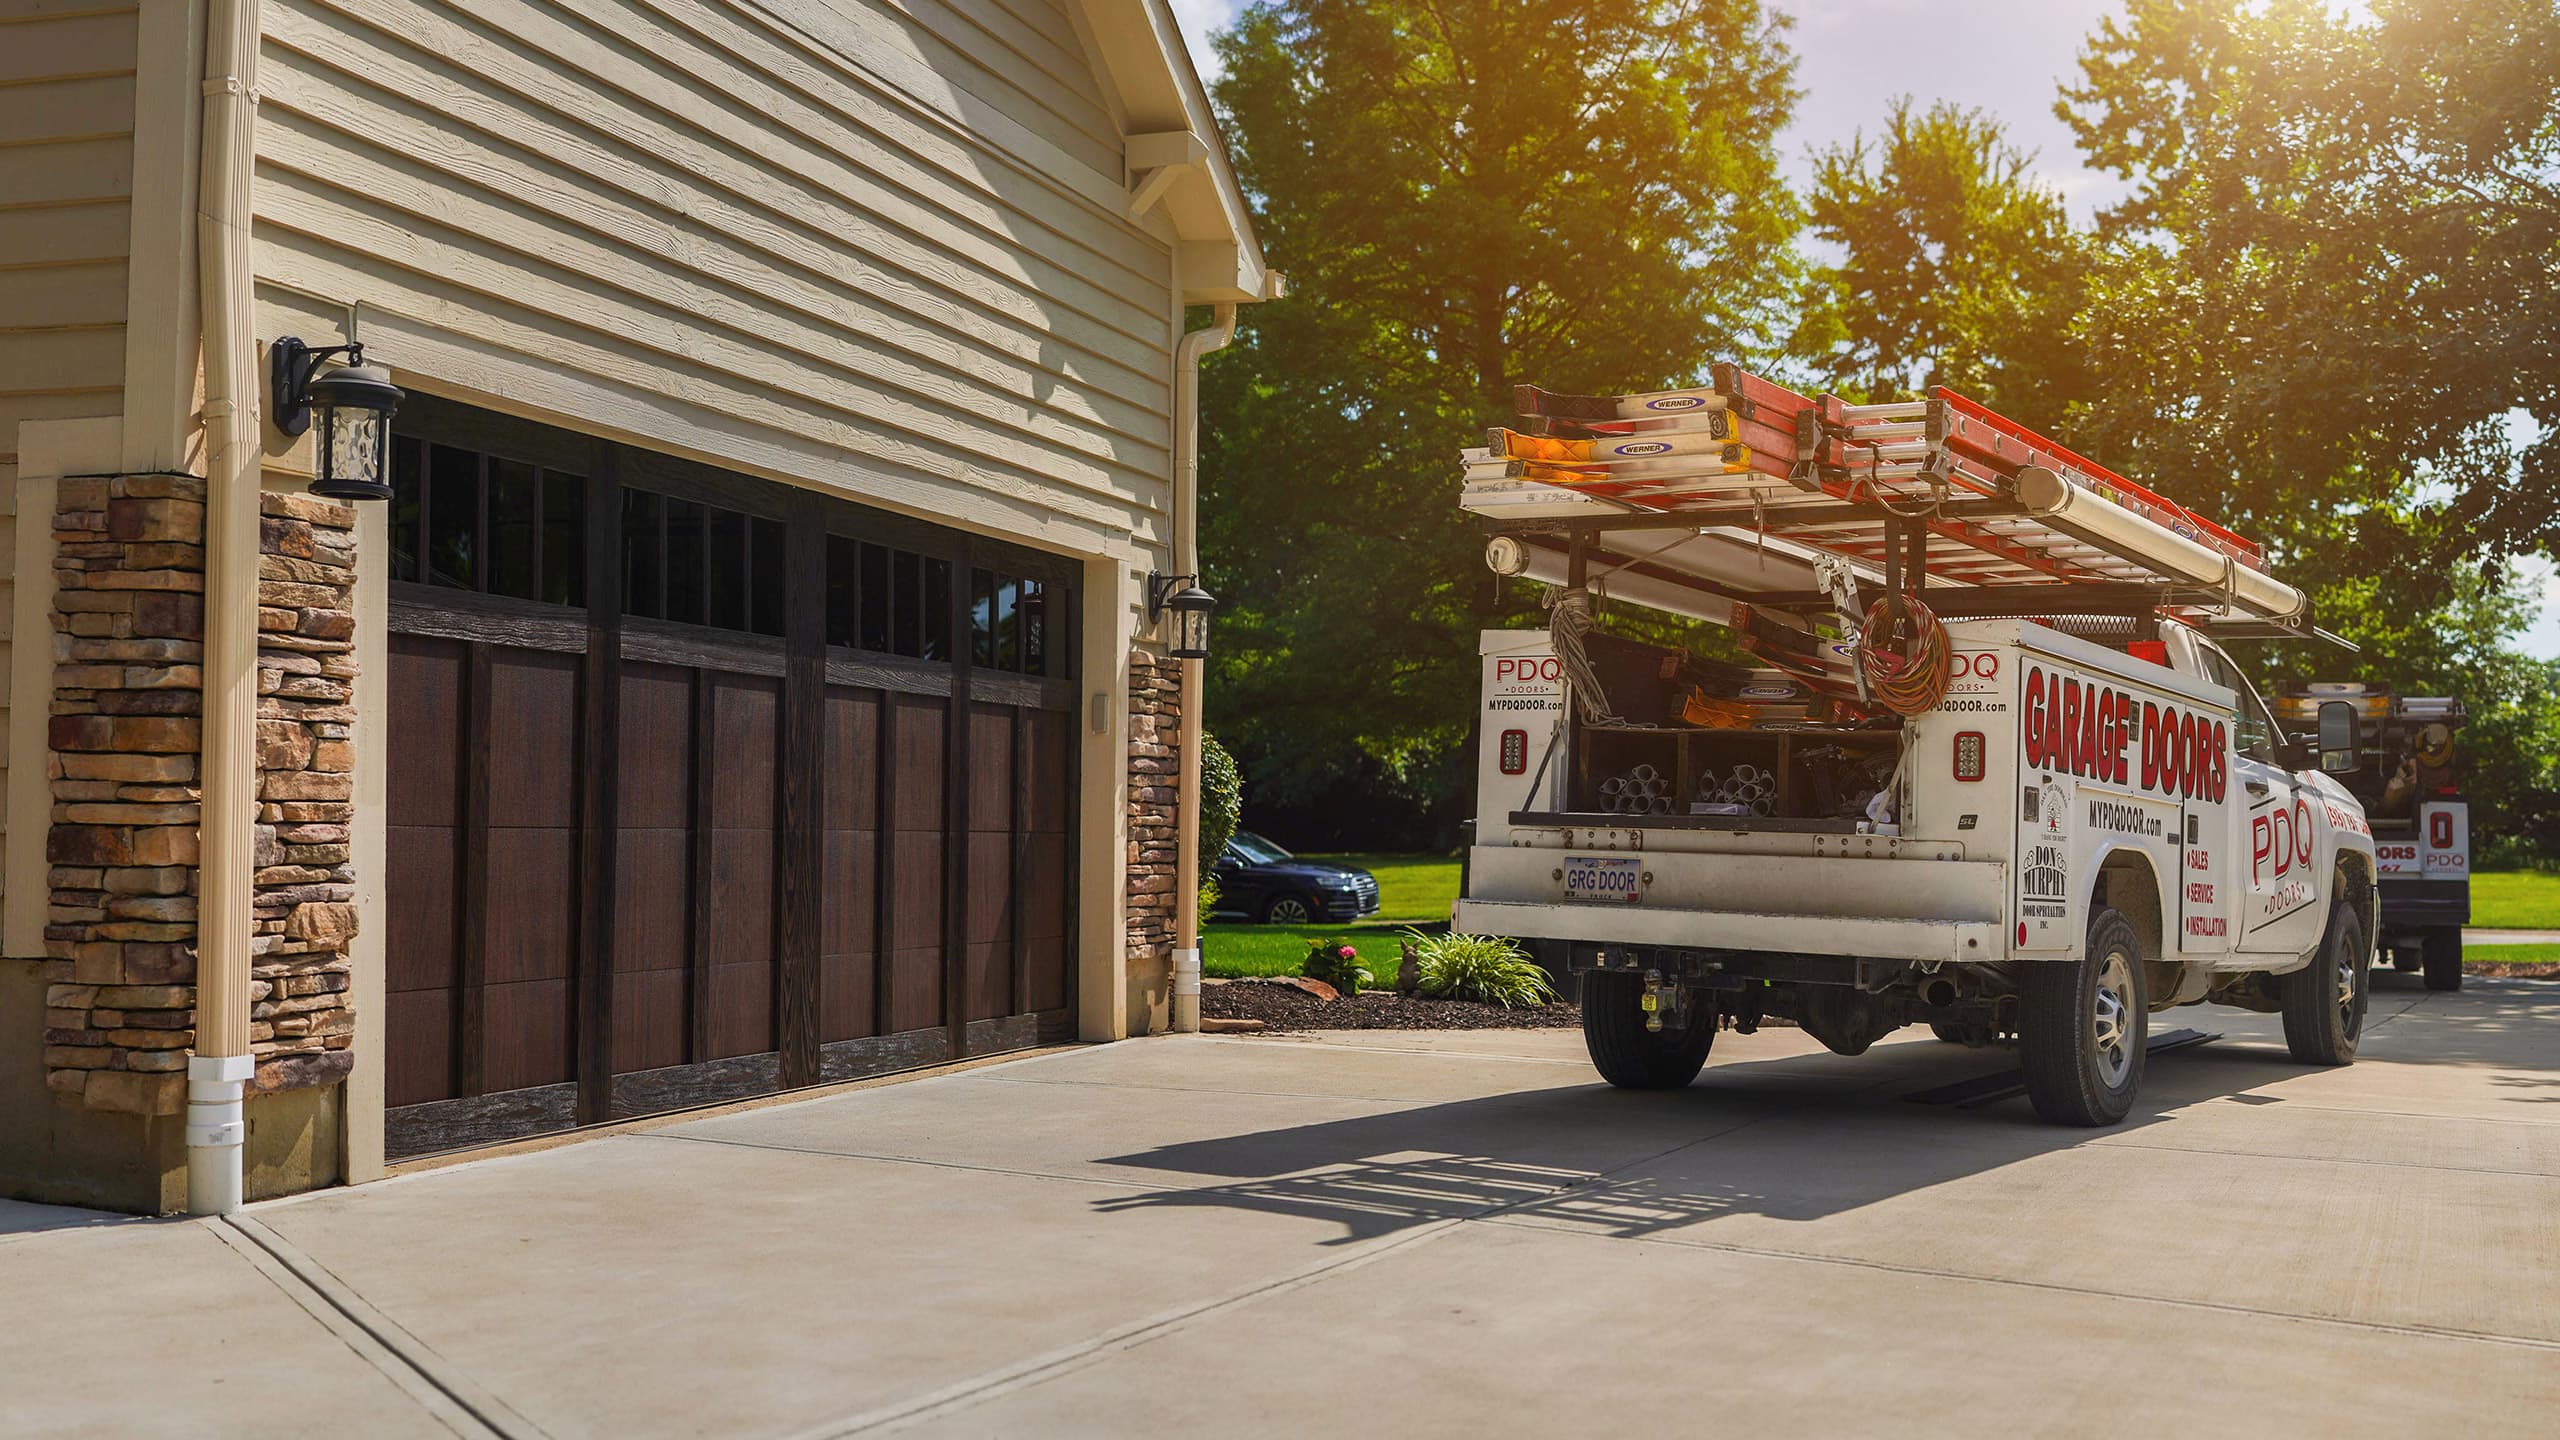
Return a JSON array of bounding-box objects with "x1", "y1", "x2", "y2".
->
[
  {"x1": 1581, "y1": 970, "x2": 1714, "y2": 1090},
  {"x1": 2019, "y1": 908, "x2": 2147, "y2": 1126},
  {"x1": 2281, "y1": 902, "x2": 2368, "y2": 1066},
  {"x1": 2422, "y1": 926, "x2": 2463, "y2": 992}
]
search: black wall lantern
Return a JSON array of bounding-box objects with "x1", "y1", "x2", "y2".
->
[
  {"x1": 271, "y1": 336, "x2": 405, "y2": 502},
  {"x1": 1147, "y1": 571, "x2": 1216, "y2": 660}
]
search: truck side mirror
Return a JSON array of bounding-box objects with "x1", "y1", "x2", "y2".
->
[{"x1": 2318, "y1": 700, "x2": 2361, "y2": 773}]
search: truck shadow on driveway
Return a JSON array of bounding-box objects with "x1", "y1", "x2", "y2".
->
[{"x1": 1089, "y1": 1040, "x2": 2247, "y2": 1246}]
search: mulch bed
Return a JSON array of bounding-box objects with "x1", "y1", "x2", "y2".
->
[
  {"x1": 1201, "y1": 978, "x2": 1581, "y2": 1032},
  {"x1": 2472, "y1": 962, "x2": 2560, "y2": 980}
]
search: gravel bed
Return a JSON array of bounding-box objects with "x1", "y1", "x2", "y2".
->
[{"x1": 1201, "y1": 980, "x2": 1581, "y2": 1032}]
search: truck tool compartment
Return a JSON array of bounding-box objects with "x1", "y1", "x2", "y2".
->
[{"x1": 1457, "y1": 369, "x2": 2378, "y2": 1125}]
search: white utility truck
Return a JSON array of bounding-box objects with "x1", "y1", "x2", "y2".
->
[{"x1": 1453, "y1": 367, "x2": 2377, "y2": 1125}]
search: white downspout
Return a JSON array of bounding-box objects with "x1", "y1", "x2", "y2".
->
[
  {"x1": 1168, "y1": 302, "x2": 1237, "y2": 1033},
  {"x1": 188, "y1": 0, "x2": 263, "y2": 1215}
]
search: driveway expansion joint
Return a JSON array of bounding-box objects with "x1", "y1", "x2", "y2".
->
[{"x1": 213, "y1": 1214, "x2": 548, "y2": 1439}]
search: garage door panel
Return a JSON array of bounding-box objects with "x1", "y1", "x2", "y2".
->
[
  {"x1": 481, "y1": 978, "x2": 575, "y2": 1094},
  {"x1": 824, "y1": 688, "x2": 880, "y2": 828},
  {"x1": 889, "y1": 695, "x2": 945, "y2": 831},
  {"x1": 967, "y1": 832, "x2": 1015, "y2": 942},
  {"x1": 1028, "y1": 711, "x2": 1071, "y2": 833},
  {"x1": 387, "y1": 636, "x2": 464, "y2": 826},
  {"x1": 614, "y1": 828, "x2": 690, "y2": 976},
  {"x1": 386, "y1": 824, "x2": 458, "y2": 992},
  {"x1": 707, "y1": 960, "x2": 777, "y2": 1060},
  {"x1": 483, "y1": 827, "x2": 579, "y2": 985},
  {"x1": 486, "y1": 651, "x2": 581, "y2": 830},
  {"x1": 612, "y1": 967, "x2": 687, "y2": 1074},
  {"x1": 618, "y1": 663, "x2": 695, "y2": 829},
  {"x1": 384, "y1": 986, "x2": 459, "y2": 1108},
  {"x1": 819, "y1": 951, "x2": 877, "y2": 1042},
  {"x1": 821, "y1": 829, "x2": 877, "y2": 956},
  {"x1": 709, "y1": 828, "x2": 775, "y2": 962},
  {"x1": 968, "y1": 703, "x2": 1015, "y2": 831},
  {"x1": 1026, "y1": 934, "x2": 1068, "y2": 1013},
  {"x1": 885, "y1": 946, "x2": 943, "y2": 1034},
  {"x1": 1025, "y1": 834, "x2": 1068, "y2": 940},
  {"x1": 888, "y1": 835, "x2": 944, "y2": 950},
  {"x1": 964, "y1": 940, "x2": 1011, "y2": 1022},
  {"x1": 709, "y1": 676, "x2": 779, "y2": 830}
]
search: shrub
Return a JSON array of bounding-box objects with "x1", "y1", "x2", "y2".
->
[
  {"x1": 1200, "y1": 733, "x2": 1245, "y2": 862},
  {"x1": 1302, "y1": 938, "x2": 1369, "y2": 995},
  {"x1": 1407, "y1": 929, "x2": 1557, "y2": 1008}
]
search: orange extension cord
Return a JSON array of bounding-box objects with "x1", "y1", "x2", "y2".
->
[{"x1": 1859, "y1": 593, "x2": 1952, "y2": 717}]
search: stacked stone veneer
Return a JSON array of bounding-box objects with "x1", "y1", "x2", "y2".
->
[
  {"x1": 1124, "y1": 648, "x2": 1183, "y2": 967},
  {"x1": 41, "y1": 476, "x2": 360, "y2": 1115}
]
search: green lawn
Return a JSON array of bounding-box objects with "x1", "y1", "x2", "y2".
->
[
  {"x1": 2469, "y1": 870, "x2": 2560, "y2": 930},
  {"x1": 1203, "y1": 854, "x2": 1460, "y2": 979},
  {"x1": 2468, "y1": 944, "x2": 2560, "y2": 965}
]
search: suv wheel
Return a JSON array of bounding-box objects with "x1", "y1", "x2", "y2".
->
[
  {"x1": 2019, "y1": 907, "x2": 2147, "y2": 1126},
  {"x1": 1260, "y1": 893, "x2": 1314, "y2": 926}
]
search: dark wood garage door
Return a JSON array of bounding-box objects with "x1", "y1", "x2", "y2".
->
[{"x1": 381, "y1": 400, "x2": 1078, "y2": 1159}]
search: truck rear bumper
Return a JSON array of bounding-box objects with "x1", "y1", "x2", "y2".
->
[
  {"x1": 2378, "y1": 878, "x2": 2470, "y2": 933},
  {"x1": 1451, "y1": 899, "x2": 2003, "y2": 967}
]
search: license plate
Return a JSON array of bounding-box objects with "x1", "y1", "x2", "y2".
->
[{"x1": 1564, "y1": 855, "x2": 1642, "y2": 903}]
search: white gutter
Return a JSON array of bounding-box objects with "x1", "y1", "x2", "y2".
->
[
  {"x1": 188, "y1": 0, "x2": 262, "y2": 1215},
  {"x1": 1166, "y1": 301, "x2": 1237, "y2": 1034}
]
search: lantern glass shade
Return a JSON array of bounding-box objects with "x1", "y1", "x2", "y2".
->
[
  {"x1": 306, "y1": 362, "x2": 403, "y2": 502},
  {"x1": 1165, "y1": 582, "x2": 1214, "y2": 660}
]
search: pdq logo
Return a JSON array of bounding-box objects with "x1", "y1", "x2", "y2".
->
[
  {"x1": 1645, "y1": 396, "x2": 1705, "y2": 411},
  {"x1": 1617, "y1": 441, "x2": 1673, "y2": 456}
]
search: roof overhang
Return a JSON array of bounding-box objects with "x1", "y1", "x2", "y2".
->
[{"x1": 1071, "y1": 0, "x2": 1281, "y2": 304}]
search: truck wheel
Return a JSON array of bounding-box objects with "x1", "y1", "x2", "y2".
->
[
  {"x1": 2422, "y1": 926, "x2": 2463, "y2": 992},
  {"x1": 1581, "y1": 971, "x2": 1713, "y2": 1090},
  {"x1": 2019, "y1": 908, "x2": 2147, "y2": 1126},
  {"x1": 2282, "y1": 902, "x2": 2368, "y2": 1066}
]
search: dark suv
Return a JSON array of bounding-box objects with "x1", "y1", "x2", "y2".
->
[{"x1": 1209, "y1": 833, "x2": 1381, "y2": 925}]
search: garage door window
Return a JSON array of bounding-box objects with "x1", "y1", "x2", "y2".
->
[
  {"x1": 622, "y1": 486, "x2": 788, "y2": 638},
  {"x1": 824, "y1": 535, "x2": 954, "y2": 661},
  {"x1": 970, "y1": 570, "x2": 1047, "y2": 675},
  {"x1": 390, "y1": 438, "x2": 586, "y2": 605}
]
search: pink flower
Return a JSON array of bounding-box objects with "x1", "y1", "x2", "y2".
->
[{"x1": 1337, "y1": 946, "x2": 1356, "y2": 959}]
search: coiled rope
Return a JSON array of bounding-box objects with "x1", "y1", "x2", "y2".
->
[{"x1": 1546, "y1": 586, "x2": 1634, "y2": 727}]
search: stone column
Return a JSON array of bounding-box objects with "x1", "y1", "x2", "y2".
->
[
  {"x1": 1123, "y1": 648, "x2": 1182, "y2": 1028},
  {"x1": 41, "y1": 477, "x2": 359, "y2": 1124}
]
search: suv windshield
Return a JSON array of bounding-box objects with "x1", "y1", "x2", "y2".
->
[{"x1": 1228, "y1": 832, "x2": 1291, "y2": 865}]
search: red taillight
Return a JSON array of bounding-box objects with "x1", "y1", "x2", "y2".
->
[
  {"x1": 1499, "y1": 728, "x2": 1528, "y2": 775},
  {"x1": 2128, "y1": 640, "x2": 2168, "y2": 666},
  {"x1": 1953, "y1": 731, "x2": 1985, "y2": 781},
  {"x1": 2017, "y1": 922, "x2": 2028, "y2": 947}
]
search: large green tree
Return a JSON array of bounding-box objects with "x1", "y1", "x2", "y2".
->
[
  {"x1": 2058, "y1": 0, "x2": 2560, "y2": 569},
  {"x1": 1200, "y1": 0, "x2": 1801, "y2": 841},
  {"x1": 1795, "y1": 98, "x2": 2093, "y2": 422}
]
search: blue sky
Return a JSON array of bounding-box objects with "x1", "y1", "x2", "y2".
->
[{"x1": 1163, "y1": 0, "x2": 2557, "y2": 656}]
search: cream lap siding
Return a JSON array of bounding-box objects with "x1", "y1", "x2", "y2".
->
[
  {"x1": 253, "y1": 0, "x2": 1177, "y2": 551},
  {"x1": 0, "y1": 2, "x2": 141, "y2": 911}
]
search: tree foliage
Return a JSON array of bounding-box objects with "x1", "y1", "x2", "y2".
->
[
  {"x1": 1199, "y1": 0, "x2": 1800, "y2": 842},
  {"x1": 1795, "y1": 98, "x2": 2093, "y2": 420},
  {"x1": 2057, "y1": 0, "x2": 2560, "y2": 570}
]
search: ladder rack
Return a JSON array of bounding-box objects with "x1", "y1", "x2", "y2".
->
[{"x1": 1463, "y1": 366, "x2": 2314, "y2": 635}]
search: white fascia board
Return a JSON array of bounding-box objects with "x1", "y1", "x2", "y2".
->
[{"x1": 1074, "y1": 0, "x2": 1273, "y2": 300}]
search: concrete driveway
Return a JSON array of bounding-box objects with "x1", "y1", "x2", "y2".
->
[{"x1": 6, "y1": 975, "x2": 2557, "y2": 1438}]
